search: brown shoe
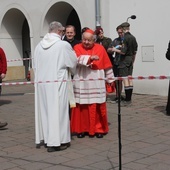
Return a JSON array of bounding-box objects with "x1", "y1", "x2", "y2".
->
[{"x1": 0, "y1": 122, "x2": 8, "y2": 128}]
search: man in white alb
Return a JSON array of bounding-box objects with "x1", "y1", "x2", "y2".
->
[{"x1": 33, "y1": 21, "x2": 77, "y2": 152}]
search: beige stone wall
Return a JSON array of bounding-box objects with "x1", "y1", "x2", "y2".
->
[
  {"x1": 4, "y1": 66, "x2": 25, "y2": 81},
  {"x1": 30, "y1": 69, "x2": 34, "y2": 81}
]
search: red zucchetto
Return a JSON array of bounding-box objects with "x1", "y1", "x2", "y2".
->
[{"x1": 84, "y1": 29, "x2": 94, "y2": 34}]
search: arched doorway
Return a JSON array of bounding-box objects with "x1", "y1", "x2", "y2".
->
[
  {"x1": 42, "y1": 2, "x2": 81, "y2": 40},
  {"x1": 22, "y1": 19, "x2": 31, "y2": 78},
  {"x1": 1, "y1": 8, "x2": 31, "y2": 80}
]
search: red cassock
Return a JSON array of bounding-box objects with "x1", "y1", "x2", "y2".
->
[
  {"x1": 71, "y1": 43, "x2": 113, "y2": 136},
  {"x1": 71, "y1": 103, "x2": 109, "y2": 135}
]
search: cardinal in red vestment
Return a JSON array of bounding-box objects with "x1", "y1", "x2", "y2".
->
[{"x1": 71, "y1": 29, "x2": 114, "y2": 138}]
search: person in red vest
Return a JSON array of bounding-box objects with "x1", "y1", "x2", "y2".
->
[
  {"x1": 0, "y1": 47, "x2": 8, "y2": 129},
  {"x1": 71, "y1": 29, "x2": 114, "y2": 138}
]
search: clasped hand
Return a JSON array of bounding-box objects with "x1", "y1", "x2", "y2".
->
[
  {"x1": 112, "y1": 45, "x2": 122, "y2": 52},
  {"x1": 90, "y1": 55, "x2": 99, "y2": 61}
]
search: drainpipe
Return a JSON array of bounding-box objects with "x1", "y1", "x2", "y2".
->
[{"x1": 95, "y1": 0, "x2": 101, "y2": 28}]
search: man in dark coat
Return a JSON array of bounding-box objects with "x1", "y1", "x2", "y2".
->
[
  {"x1": 63, "y1": 25, "x2": 80, "y2": 48},
  {"x1": 166, "y1": 41, "x2": 170, "y2": 116},
  {"x1": 111, "y1": 22, "x2": 138, "y2": 106},
  {"x1": 95, "y1": 27, "x2": 113, "y2": 66}
]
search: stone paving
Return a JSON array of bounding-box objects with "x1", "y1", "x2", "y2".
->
[{"x1": 0, "y1": 79, "x2": 170, "y2": 170}]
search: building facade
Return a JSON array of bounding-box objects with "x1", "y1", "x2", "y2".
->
[{"x1": 0, "y1": 0, "x2": 170, "y2": 96}]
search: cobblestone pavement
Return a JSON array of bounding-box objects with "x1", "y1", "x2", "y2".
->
[{"x1": 0, "y1": 79, "x2": 170, "y2": 170}]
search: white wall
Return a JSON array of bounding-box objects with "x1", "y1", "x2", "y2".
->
[{"x1": 100, "y1": 0, "x2": 170, "y2": 96}]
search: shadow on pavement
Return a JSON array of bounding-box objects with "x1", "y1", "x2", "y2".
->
[
  {"x1": 0, "y1": 127, "x2": 8, "y2": 130},
  {"x1": 1, "y1": 93, "x2": 25, "y2": 96},
  {"x1": 0, "y1": 99, "x2": 12, "y2": 106},
  {"x1": 154, "y1": 105, "x2": 166, "y2": 114}
]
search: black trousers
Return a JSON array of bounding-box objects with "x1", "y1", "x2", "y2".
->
[
  {"x1": 0, "y1": 78, "x2": 2, "y2": 95},
  {"x1": 166, "y1": 81, "x2": 170, "y2": 115}
]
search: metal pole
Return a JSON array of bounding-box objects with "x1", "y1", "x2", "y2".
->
[
  {"x1": 117, "y1": 78, "x2": 122, "y2": 170},
  {"x1": 95, "y1": 0, "x2": 101, "y2": 28}
]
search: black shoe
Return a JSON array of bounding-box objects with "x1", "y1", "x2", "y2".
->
[
  {"x1": 110, "y1": 97, "x2": 118, "y2": 104},
  {"x1": 121, "y1": 100, "x2": 132, "y2": 107},
  {"x1": 106, "y1": 97, "x2": 111, "y2": 102},
  {"x1": 61, "y1": 142, "x2": 71, "y2": 147},
  {"x1": 89, "y1": 135, "x2": 95, "y2": 138},
  {"x1": 121, "y1": 96, "x2": 125, "y2": 101},
  {"x1": 36, "y1": 140, "x2": 47, "y2": 149},
  {"x1": 165, "y1": 112, "x2": 170, "y2": 116},
  {"x1": 96, "y1": 133, "x2": 103, "y2": 138},
  {"x1": 0, "y1": 122, "x2": 8, "y2": 128},
  {"x1": 44, "y1": 144, "x2": 47, "y2": 148},
  {"x1": 77, "y1": 133, "x2": 85, "y2": 138},
  {"x1": 47, "y1": 145, "x2": 67, "y2": 152},
  {"x1": 110, "y1": 96, "x2": 125, "y2": 104}
]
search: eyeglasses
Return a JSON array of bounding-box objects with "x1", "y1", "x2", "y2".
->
[{"x1": 118, "y1": 32, "x2": 123, "y2": 34}]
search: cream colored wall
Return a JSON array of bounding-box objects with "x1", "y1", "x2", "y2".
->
[
  {"x1": 4, "y1": 66, "x2": 25, "y2": 81},
  {"x1": 100, "y1": 0, "x2": 170, "y2": 96},
  {"x1": 0, "y1": 0, "x2": 96, "y2": 81}
]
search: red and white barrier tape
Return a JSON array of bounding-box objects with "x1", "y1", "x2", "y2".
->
[
  {"x1": 116, "y1": 75, "x2": 170, "y2": 80},
  {"x1": 0, "y1": 76, "x2": 170, "y2": 86},
  {"x1": 7, "y1": 58, "x2": 33, "y2": 62}
]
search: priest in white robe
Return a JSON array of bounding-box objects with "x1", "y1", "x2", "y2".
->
[{"x1": 33, "y1": 21, "x2": 77, "y2": 152}]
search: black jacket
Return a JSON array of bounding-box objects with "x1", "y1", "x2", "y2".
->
[{"x1": 166, "y1": 41, "x2": 170, "y2": 60}]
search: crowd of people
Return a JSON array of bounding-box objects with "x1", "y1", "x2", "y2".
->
[
  {"x1": 33, "y1": 21, "x2": 139, "y2": 152},
  {"x1": 1, "y1": 19, "x2": 169, "y2": 153}
]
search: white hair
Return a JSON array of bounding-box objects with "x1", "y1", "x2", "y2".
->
[
  {"x1": 82, "y1": 32, "x2": 96, "y2": 41},
  {"x1": 49, "y1": 21, "x2": 64, "y2": 33}
]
